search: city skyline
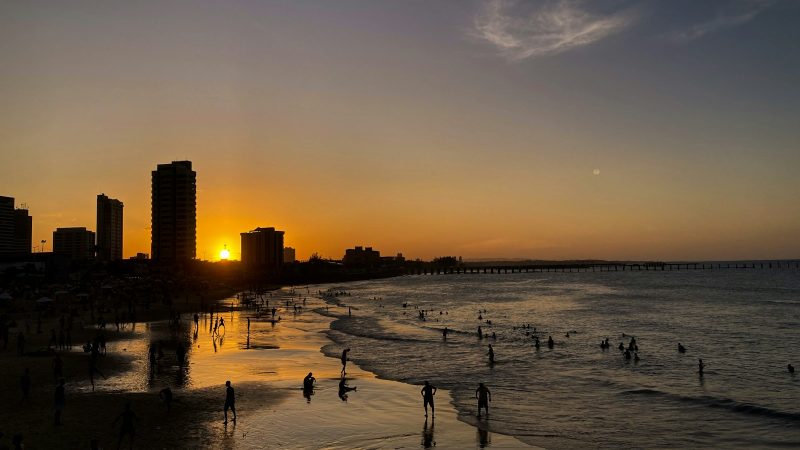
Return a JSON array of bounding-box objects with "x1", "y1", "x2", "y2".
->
[{"x1": 2, "y1": 1, "x2": 799, "y2": 262}]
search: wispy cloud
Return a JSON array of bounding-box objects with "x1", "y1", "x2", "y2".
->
[
  {"x1": 668, "y1": 0, "x2": 774, "y2": 43},
  {"x1": 472, "y1": 0, "x2": 637, "y2": 61}
]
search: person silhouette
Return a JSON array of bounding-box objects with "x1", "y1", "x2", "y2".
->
[
  {"x1": 53, "y1": 378, "x2": 65, "y2": 426},
  {"x1": 159, "y1": 387, "x2": 173, "y2": 412},
  {"x1": 112, "y1": 401, "x2": 137, "y2": 450},
  {"x1": 421, "y1": 381, "x2": 437, "y2": 417},
  {"x1": 303, "y1": 372, "x2": 316, "y2": 392},
  {"x1": 678, "y1": 343, "x2": 686, "y2": 353},
  {"x1": 488, "y1": 345, "x2": 495, "y2": 364},
  {"x1": 475, "y1": 383, "x2": 491, "y2": 417},
  {"x1": 223, "y1": 381, "x2": 236, "y2": 423},
  {"x1": 547, "y1": 336, "x2": 554, "y2": 349},
  {"x1": 442, "y1": 327, "x2": 448, "y2": 340},
  {"x1": 340, "y1": 348, "x2": 351, "y2": 374},
  {"x1": 789, "y1": 364, "x2": 795, "y2": 374},
  {"x1": 698, "y1": 359, "x2": 705, "y2": 377}
]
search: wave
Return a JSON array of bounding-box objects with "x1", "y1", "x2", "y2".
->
[
  {"x1": 329, "y1": 317, "x2": 432, "y2": 344},
  {"x1": 620, "y1": 388, "x2": 800, "y2": 422}
]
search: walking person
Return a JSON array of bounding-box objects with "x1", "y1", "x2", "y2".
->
[
  {"x1": 223, "y1": 381, "x2": 236, "y2": 424},
  {"x1": 54, "y1": 378, "x2": 65, "y2": 426},
  {"x1": 340, "y1": 348, "x2": 351, "y2": 374}
]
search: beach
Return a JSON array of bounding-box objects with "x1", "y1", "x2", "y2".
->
[{"x1": 0, "y1": 288, "x2": 530, "y2": 449}]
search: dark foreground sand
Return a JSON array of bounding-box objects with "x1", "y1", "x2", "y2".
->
[{"x1": 0, "y1": 292, "x2": 533, "y2": 449}]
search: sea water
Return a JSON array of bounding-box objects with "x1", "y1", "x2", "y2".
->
[{"x1": 320, "y1": 268, "x2": 800, "y2": 448}]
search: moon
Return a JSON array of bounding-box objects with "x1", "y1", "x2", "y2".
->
[{"x1": 593, "y1": 168, "x2": 600, "y2": 175}]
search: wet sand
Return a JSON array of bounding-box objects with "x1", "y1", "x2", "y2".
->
[{"x1": 0, "y1": 291, "x2": 532, "y2": 449}]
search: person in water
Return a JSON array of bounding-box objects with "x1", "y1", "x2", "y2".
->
[
  {"x1": 678, "y1": 343, "x2": 686, "y2": 353},
  {"x1": 789, "y1": 364, "x2": 795, "y2": 374},
  {"x1": 475, "y1": 383, "x2": 491, "y2": 418},
  {"x1": 303, "y1": 372, "x2": 316, "y2": 391},
  {"x1": 547, "y1": 336, "x2": 554, "y2": 349},
  {"x1": 442, "y1": 327, "x2": 448, "y2": 340},
  {"x1": 477, "y1": 326, "x2": 483, "y2": 339},
  {"x1": 488, "y1": 344, "x2": 495, "y2": 364},
  {"x1": 698, "y1": 359, "x2": 705, "y2": 377},
  {"x1": 223, "y1": 381, "x2": 236, "y2": 424},
  {"x1": 421, "y1": 381, "x2": 437, "y2": 417}
]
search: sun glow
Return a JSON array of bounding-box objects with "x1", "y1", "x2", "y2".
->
[{"x1": 220, "y1": 245, "x2": 230, "y2": 260}]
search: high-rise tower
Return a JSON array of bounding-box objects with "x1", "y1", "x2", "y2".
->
[{"x1": 151, "y1": 161, "x2": 196, "y2": 262}]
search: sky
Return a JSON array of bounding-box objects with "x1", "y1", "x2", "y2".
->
[{"x1": 1, "y1": 0, "x2": 798, "y2": 262}]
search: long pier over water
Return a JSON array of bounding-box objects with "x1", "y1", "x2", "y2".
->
[{"x1": 406, "y1": 261, "x2": 800, "y2": 275}]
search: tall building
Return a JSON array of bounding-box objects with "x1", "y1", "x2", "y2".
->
[
  {"x1": 283, "y1": 246, "x2": 296, "y2": 264},
  {"x1": 97, "y1": 194, "x2": 124, "y2": 261},
  {"x1": 151, "y1": 161, "x2": 196, "y2": 262},
  {"x1": 0, "y1": 196, "x2": 14, "y2": 254},
  {"x1": 13, "y1": 208, "x2": 32, "y2": 254},
  {"x1": 0, "y1": 196, "x2": 32, "y2": 255},
  {"x1": 53, "y1": 227, "x2": 95, "y2": 260},
  {"x1": 241, "y1": 227, "x2": 284, "y2": 273}
]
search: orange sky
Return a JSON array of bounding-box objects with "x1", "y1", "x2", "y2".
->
[{"x1": 1, "y1": 2, "x2": 799, "y2": 262}]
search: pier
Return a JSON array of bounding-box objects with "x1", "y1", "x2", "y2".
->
[{"x1": 405, "y1": 261, "x2": 800, "y2": 275}]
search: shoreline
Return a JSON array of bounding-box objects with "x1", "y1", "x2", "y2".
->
[{"x1": 0, "y1": 288, "x2": 533, "y2": 449}]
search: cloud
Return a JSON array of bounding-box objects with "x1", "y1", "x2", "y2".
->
[
  {"x1": 472, "y1": 0, "x2": 637, "y2": 61},
  {"x1": 668, "y1": 0, "x2": 774, "y2": 43}
]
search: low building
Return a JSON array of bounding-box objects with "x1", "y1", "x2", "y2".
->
[
  {"x1": 283, "y1": 247, "x2": 296, "y2": 264},
  {"x1": 241, "y1": 227, "x2": 284, "y2": 274},
  {"x1": 53, "y1": 227, "x2": 95, "y2": 261},
  {"x1": 343, "y1": 246, "x2": 381, "y2": 268}
]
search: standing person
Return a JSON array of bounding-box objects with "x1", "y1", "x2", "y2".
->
[
  {"x1": 488, "y1": 345, "x2": 495, "y2": 364},
  {"x1": 442, "y1": 327, "x2": 448, "y2": 341},
  {"x1": 475, "y1": 383, "x2": 491, "y2": 418},
  {"x1": 421, "y1": 381, "x2": 437, "y2": 418},
  {"x1": 54, "y1": 378, "x2": 65, "y2": 426},
  {"x1": 20, "y1": 368, "x2": 31, "y2": 404},
  {"x1": 113, "y1": 401, "x2": 137, "y2": 450},
  {"x1": 223, "y1": 381, "x2": 236, "y2": 424},
  {"x1": 698, "y1": 359, "x2": 705, "y2": 377},
  {"x1": 340, "y1": 348, "x2": 351, "y2": 374}
]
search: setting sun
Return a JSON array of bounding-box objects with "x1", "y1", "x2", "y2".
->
[{"x1": 220, "y1": 246, "x2": 230, "y2": 260}]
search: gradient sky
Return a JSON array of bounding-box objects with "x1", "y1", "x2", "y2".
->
[{"x1": 1, "y1": 0, "x2": 799, "y2": 261}]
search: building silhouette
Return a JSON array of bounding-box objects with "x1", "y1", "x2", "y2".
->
[
  {"x1": 283, "y1": 247, "x2": 296, "y2": 264},
  {"x1": 151, "y1": 161, "x2": 196, "y2": 262},
  {"x1": 343, "y1": 246, "x2": 381, "y2": 268},
  {"x1": 241, "y1": 227, "x2": 284, "y2": 274},
  {"x1": 97, "y1": 194, "x2": 123, "y2": 261},
  {"x1": 0, "y1": 196, "x2": 32, "y2": 255},
  {"x1": 53, "y1": 227, "x2": 95, "y2": 260}
]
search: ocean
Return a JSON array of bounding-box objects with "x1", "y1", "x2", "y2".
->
[{"x1": 320, "y1": 268, "x2": 800, "y2": 449}]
